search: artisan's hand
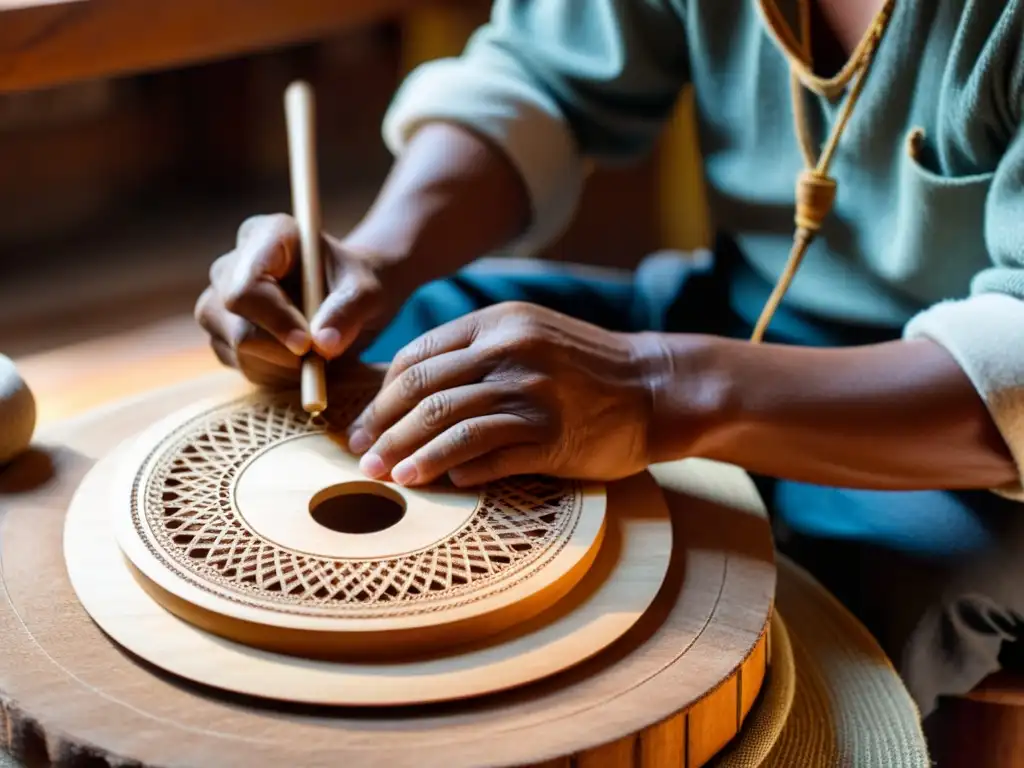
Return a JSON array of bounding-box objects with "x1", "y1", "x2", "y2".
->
[
  {"x1": 195, "y1": 214, "x2": 404, "y2": 387},
  {"x1": 345, "y1": 302, "x2": 668, "y2": 487},
  {"x1": 196, "y1": 124, "x2": 533, "y2": 388}
]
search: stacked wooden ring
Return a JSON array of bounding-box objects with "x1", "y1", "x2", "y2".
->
[{"x1": 60, "y1": 373, "x2": 775, "y2": 767}]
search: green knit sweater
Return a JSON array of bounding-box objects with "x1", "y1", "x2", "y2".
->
[{"x1": 383, "y1": 0, "x2": 1024, "y2": 496}]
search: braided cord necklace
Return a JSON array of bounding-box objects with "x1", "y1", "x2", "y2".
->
[{"x1": 749, "y1": 0, "x2": 897, "y2": 342}]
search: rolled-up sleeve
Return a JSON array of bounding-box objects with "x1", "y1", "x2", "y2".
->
[
  {"x1": 382, "y1": 0, "x2": 691, "y2": 254},
  {"x1": 904, "y1": 127, "x2": 1024, "y2": 499}
]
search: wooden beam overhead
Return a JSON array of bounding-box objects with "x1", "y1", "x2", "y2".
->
[{"x1": 0, "y1": 0, "x2": 418, "y2": 93}]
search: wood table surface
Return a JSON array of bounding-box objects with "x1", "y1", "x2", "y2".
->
[
  {"x1": 0, "y1": 310, "x2": 776, "y2": 768},
  {"x1": 0, "y1": 0, "x2": 423, "y2": 94},
  {"x1": 14, "y1": 313, "x2": 221, "y2": 426}
]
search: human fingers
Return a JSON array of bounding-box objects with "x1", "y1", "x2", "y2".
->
[
  {"x1": 346, "y1": 348, "x2": 491, "y2": 453},
  {"x1": 195, "y1": 286, "x2": 300, "y2": 385},
  {"x1": 309, "y1": 260, "x2": 383, "y2": 360},
  {"x1": 356, "y1": 382, "x2": 513, "y2": 479},
  {"x1": 445, "y1": 444, "x2": 551, "y2": 487},
  {"x1": 378, "y1": 313, "x2": 482, "y2": 391},
  {"x1": 212, "y1": 214, "x2": 310, "y2": 356},
  {"x1": 363, "y1": 413, "x2": 542, "y2": 486}
]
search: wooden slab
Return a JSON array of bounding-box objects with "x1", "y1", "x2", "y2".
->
[
  {"x1": 65, "y1": 409, "x2": 671, "y2": 705},
  {"x1": 0, "y1": 372, "x2": 775, "y2": 767},
  {"x1": 98, "y1": 381, "x2": 615, "y2": 667},
  {"x1": 0, "y1": 0, "x2": 424, "y2": 94}
]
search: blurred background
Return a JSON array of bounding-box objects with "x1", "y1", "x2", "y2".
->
[{"x1": 0, "y1": 0, "x2": 709, "y2": 421}]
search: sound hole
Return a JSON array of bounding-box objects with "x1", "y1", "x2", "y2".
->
[{"x1": 309, "y1": 482, "x2": 406, "y2": 535}]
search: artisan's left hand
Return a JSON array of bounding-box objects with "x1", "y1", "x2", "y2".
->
[{"x1": 346, "y1": 302, "x2": 662, "y2": 487}]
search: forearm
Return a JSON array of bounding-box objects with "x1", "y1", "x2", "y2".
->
[
  {"x1": 645, "y1": 334, "x2": 1018, "y2": 490},
  {"x1": 343, "y1": 122, "x2": 530, "y2": 284}
]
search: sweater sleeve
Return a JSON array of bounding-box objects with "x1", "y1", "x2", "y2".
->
[
  {"x1": 382, "y1": 0, "x2": 691, "y2": 254},
  {"x1": 904, "y1": 126, "x2": 1024, "y2": 499}
]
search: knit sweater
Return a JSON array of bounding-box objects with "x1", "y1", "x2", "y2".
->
[{"x1": 382, "y1": 0, "x2": 1024, "y2": 496}]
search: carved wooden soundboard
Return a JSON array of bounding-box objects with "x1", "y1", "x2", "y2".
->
[{"x1": 0, "y1": 371, "x2": 775, "y2": 767}]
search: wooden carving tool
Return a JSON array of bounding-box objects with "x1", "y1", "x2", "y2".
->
[{"x1": 284, "y1": 80, "x2": 328, "y2": 416}]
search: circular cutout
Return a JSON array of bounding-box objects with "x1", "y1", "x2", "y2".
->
[
  {"x1": 233, "y1": 432, "x2": 479, "y2": 561},
  {"x1": 35, "y1": 370, "x2": 774, "y2": 767},
  {"x1": 309, "y1": 482, "x2": 406, "y2": 535},
  {"x1": 112, "y1": 388, "x2": 609, "y2": 660},
  {"x1": 66, "y1": 441, "x2": 673, "y2": 705}
]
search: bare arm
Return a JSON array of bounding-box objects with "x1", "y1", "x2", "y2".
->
[
  {"x1": 195, "y1": 121, "x2": 529, "y2": 383},
  {"x1": 199, "y1": 0, "x2": 692, "y2": 382},
  {"x1": 344, "y1": 122, "x2": 530, "y2": 286},
  {"x1": 647, "y1": 334, "x2": 1018, "y2": 491}
]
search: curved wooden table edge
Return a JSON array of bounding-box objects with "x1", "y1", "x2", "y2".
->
[{"x1": 0, "y1": 373, "x2": 776, "y2": 768}]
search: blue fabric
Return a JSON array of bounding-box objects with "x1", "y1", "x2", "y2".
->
[{"x1": 362, "y1": 245, "x2": 1011, "y2": 559}]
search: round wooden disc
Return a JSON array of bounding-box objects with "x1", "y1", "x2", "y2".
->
[
  {"x1": 0, "y1": 373, "x2": 775, "y2": 768},
  {"x1": 66, "y1": 436, "x2": 671, "y2": 706},
  {"x1": 107, "y1": 384, "x2": 609, "y2": 660}
]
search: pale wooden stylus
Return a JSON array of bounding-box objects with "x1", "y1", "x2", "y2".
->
[{"x1": 284, "y1": 80, "x2": 328, "y2": 416}]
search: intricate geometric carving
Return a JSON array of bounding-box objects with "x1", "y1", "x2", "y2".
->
[{"x1": 129, "y1": 389, "x2": 585, "y2": 619}]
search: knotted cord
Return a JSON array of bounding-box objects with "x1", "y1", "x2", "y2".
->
[{"x1": 749, "y1": 0, "x2": 897, "y2": 343}]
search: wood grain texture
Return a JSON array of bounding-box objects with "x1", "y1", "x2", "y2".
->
[
  {"x1": 65, "y1": 386, "x2": 669, "y2": 705},
  {"x1": 638, "y1": 716, "x2": 685, "y2": 767},
  {"x1": 930, "y1": 695, "x2": 1024, "y2": 768},
  {"x1": 688, "y1": 676, "x2": 740, "y2": 765},
  {"x1": 13, "y1": 315, "x2": 220, "y2": 425},
  {"x1": 0, "y1": 0, "x2": 426, "y2": 93},
  {"x1": 284, "y1": 80, "x2": 329, "y2": 414},
  {"x1": 928, "y1": 671, "x2": 1024, "y2": 767},
  {"x1": 963, "y1": 671, "x2": 1024, "y2": 706},
  {"x1": 0, "y1": 371, "x2": 775, "y2": 767}
]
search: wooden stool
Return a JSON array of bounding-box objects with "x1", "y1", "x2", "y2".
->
[
  {"x1": 4, "y1": 325, "x2": 935, "y2": 767},
  {"x1": 929, "y1": 671, "x2": 1024, "y2": 767}
]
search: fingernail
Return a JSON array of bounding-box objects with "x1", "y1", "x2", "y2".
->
[
  {"x1": 285, "y1": 330, "x2": 310, "y2": 356},
  {"x1": 359, "y1": 452, "x2": 386, "y2": 478},
  {"x1": 347, "y1": 429, "x2": 372, "y2": 454},
  {"x1": 392, "y1": 460, "x2": 418, "y2": 486},
  {"x1": 314, "y1": 328, "x2": 343, "y2": 358}
]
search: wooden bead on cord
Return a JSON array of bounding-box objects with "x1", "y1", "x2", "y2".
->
[
  {"x1": 749, "y1": 0, "x2": 895, "y2": 343},
  {"x1": 794, "y1": 170, "x2": 836, "y2": 233}
]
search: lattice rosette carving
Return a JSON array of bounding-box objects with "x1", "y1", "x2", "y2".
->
[{"x1": 128, "y1": 389, "x2": 585, "y2": 619}]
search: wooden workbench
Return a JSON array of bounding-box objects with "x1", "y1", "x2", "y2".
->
[{"x1": 0, "y1": 0, "x2": 427, "y2": 94}]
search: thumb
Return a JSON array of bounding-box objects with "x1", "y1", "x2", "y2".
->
[
  {"x1": 309, "y1": 265, "x2": 383, "y2": 360},
  {"x1": 216, "y1": 215, "x2": 310, "y2": 356}
]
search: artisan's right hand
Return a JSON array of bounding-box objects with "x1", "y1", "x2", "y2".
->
[
  {"x1": 195, "y1": 214, "x2": 402, "y2": 387},
  {"x1": 196, "y1": 123, "x2": 533, "y2": 386}
]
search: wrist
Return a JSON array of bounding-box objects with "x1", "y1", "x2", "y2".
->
[
  {"x1": 339, "y1": 197, "x2": 474, "y2": 310},
  {"x1": 631, "y1": 332, "x2": 739, "y2": 465},
  {"x1": 344, "y1": 121, "x2": 530, "y2": 281},
  {"x1": 340, "y1": 202, "x2": 435, "y2": 273}
]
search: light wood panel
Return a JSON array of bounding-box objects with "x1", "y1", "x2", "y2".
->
[
  {"x1": 657, "y1": 88, "x2": 713, "y2": 253},
  {"x1": 932, "y1": 697, "x2": 1024, "y2": 768},
  {"x1": 67, "y1": 429, "x2": 671, "y2": 706},
  {"x1": 929, "y1": 671, "x2": 1024, "y2": 767},
  {"x1": 0, "y1": 0, "x2": 429, "y2": 94},
  {"x1": 13, "y1": 314, "x2": 219, "y2": 426},
  {"x1": 0, "y1": 371, "x2": 774, "y2": 767}
]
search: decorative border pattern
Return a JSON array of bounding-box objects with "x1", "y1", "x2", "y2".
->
[{"x1": 128, "y1": 390, "x2": 584, "y2": 620}]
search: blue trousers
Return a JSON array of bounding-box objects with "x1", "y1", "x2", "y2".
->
[{"x1": 362, "y1": 248, "x2": 1024, "y2": 718}]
